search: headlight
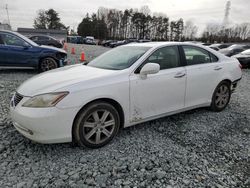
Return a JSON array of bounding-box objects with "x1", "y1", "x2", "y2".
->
[{"x1": 22, "y1": 92, "x2": 69, "y2": 108}]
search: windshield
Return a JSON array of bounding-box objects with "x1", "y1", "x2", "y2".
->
[{"x1": 88, "y1": 46, "x2": 150, "y2": 70}]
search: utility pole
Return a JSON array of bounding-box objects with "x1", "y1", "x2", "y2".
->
[
  {"x1": 222, "y1": 1, "x2": 231, "y2": 27},
  {"x1": 5, "y1": 4, "x2": 11, "y2": 27}
]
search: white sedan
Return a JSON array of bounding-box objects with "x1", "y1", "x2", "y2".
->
[{"x1": 10, "y1": 42, "x2": 242, "y2": 148}]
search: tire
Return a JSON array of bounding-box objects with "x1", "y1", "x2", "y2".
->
[
  {"x1": 210, "y1": 81, "x2": 231, "y2": 112},
  {"x1": 73, "y1": 102, "x2": 120, "y2": 148},
  {"x1": 39, "y1": 57, "x2": 58, "y2": 72}
]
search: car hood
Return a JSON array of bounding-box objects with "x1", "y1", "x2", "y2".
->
[
  {"x1": 17, "y1": 64, "x2": 117, "y2": 96},
  {"x1": 39, "y1": 45, "x2": 66, "y2": 53}
]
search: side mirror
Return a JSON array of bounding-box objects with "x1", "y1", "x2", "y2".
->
[{"x1": 140, "y1": 63, "x2": 160, "y2": 79}]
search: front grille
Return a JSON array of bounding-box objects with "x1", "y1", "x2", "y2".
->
[{"x1": 13, "y1": 93, "x2": 23, "y2": 106}]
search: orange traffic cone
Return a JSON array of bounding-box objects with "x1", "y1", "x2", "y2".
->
[
  {"x1": 80, "y1": 52, "x2": 85, "y2": 62},
  {"x1": 71, "y1": 47, "x2": 75, "y2": 55}
]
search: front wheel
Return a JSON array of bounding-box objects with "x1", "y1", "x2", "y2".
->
[
  {"x1": 210, "y1": 81, "x2": 231, "y2": 112},
  {"x1": 73, "y1": 102, "x2": 120, "y2": 148},
  {"x1": 39, "y1": 57, "x2": 58, "y2": 72}
]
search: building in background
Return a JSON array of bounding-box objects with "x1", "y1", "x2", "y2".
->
[
  {"x1": 17, "y1": 28, "x2": 67, "y2": 41},
  {"x1": 0, "y1": 23, "x2": 11, "y2": 30}
]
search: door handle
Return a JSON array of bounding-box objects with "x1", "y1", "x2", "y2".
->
[
  {"x1": 174, "y1": 72, "x2": 186, "y2": 78},
  {"x1": 214, "y1": 66, "x2": 222, "y2": 70}
]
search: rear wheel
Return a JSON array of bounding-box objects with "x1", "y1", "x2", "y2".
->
[
  {"x1": 39, "y1": 57, "x2": 58, "y2": 72},
  {"x1": 73, "y1": 102, "x2": 120, "y2": 148},
  {"x1": 210, "y1": 81, "x2": 231, "y2": 112}
]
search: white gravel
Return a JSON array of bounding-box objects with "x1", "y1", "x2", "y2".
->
[{"x1": 0, "y1": 45, "x2": 249, "y2": 187}]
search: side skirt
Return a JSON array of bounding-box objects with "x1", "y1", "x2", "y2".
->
[{"x1": 125, "y1": 102, "x2": 211, "y2": 128}]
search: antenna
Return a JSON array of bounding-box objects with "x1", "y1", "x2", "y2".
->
[
  {"x1": 223, "y1": 1, "x2": 231, "y2": 27},
  {"x1": 5, "y1": 4, "x2": 11, "y2": 27}
]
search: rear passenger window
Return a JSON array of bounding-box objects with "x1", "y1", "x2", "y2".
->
[
  {"x1": 38, "y1": 36, "x2": 49, "y2": 40},
  {"x1": 183, "y1": 46, "x2": 211, "y2": 65},
  {"x1": 210, "y1": 53, "x2": 218, "y2": 62}
]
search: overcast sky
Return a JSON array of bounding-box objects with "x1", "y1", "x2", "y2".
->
[{"x1": 0, "y1": 0, "x2": 249, "y2": 33}]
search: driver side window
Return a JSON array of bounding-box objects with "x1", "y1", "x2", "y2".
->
[
  {"x1": 1, "y1": 33, "x2": 26, "y2": 47},
  {"x1": 145, "y1": 46, "x2": 180, "y2": 70}
]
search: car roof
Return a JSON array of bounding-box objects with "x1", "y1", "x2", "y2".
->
[
  {"x1": 125, "y1": 41, "x2": 212, "y2": 48},
  {"x1": 125, "y1": 41, "x2": 230, "y2": 61},
  {"x1": 0, "y1": 29, "x2": 18, "y2": 34},
  {"x1": 126, "y1": 41, "x2": 187, "y2": 48}
]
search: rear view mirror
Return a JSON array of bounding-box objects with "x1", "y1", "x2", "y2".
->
[{"x1": 140, "y1": 63, "x2": 160, "y2": 79}]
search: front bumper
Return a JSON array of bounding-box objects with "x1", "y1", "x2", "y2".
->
[
  {"x1": 59, "y1": 58, "x2": 68, "y2": 67},
  {"x1": 10, "y1": 95, "x2": 79, "y2": 144}
]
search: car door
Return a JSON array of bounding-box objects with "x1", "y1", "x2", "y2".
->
[
  {"x1": 0, "y1": 34, "x2": 9, "y2": 66},
  {"x1": 1, "y1": 33, "x2": 34, "y2": 67},
  {"x1": 129, "y1": 45, "x2": 186, "y2": 122},
  {"x1": 182, "y1": 45, "x2": 222, "y2": 108}
]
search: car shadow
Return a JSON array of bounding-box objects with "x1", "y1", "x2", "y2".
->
[{"x1": 0, "y1": 69, "x2": 37, "y2": 74}]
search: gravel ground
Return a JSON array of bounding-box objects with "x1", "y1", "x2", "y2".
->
[{"x1": 0, "y1": 45, "x2": 249, "y2": 187}]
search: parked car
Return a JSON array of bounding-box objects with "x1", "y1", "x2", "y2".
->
[
  {"x1": 83, "y1": 38, "x2": 96, "y2": 45},
  {"x1": 201, "y1": 43, "x2": 211, "y2": 46},
  {"x1": 126, "y1": 38, "x2": 138, "y2": 43},
  {"x1": 232, "y1": 49, "x2": 250, "y2": 68},
  {"x1": 29, "y1": 35, "x2": 63, "y2": 48},
  {"x1": 209, "y1": 46, "x2": 220, "y2": 51},
  {"x1": 103, "y1": 39, "x2": 138, "y2": 47},
  {"x1": 101, "y1": 40, "x2": 115, "y2": 47},
  {"x1": 209, "y1": 43, "x2": 232, "y2": 50},
  {"x1": 67, "y1": 36, "x2": 84, "y2": 44},
  {"x1": 0, "y1": 30, "x2": 67, "y2": 72},
  {"x1": 10, "y1": 42, "x2": 242, "y2": 148},
  {"x1": 86, "y1": 36, "x2": 94, "y2": 40},
  {"x1": 109, "y1": 40, "x2": 125, "y2": 48},
  {"x1": 138, "y1": 39, "x2": 151, "y2": 43},
  {"x1": 219, "y1": 44, "x2": 250, "y2": 57}
]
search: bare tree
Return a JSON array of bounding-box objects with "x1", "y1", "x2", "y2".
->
[{"x1": 183, "y1": 20, "x2": 198, "y2": 40}]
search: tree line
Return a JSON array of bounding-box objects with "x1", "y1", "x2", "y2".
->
[
  {"x1": 33, "y1": 8, "x2": 250, "y2": 42},
  {"x1": 201, "y1": 23, "x2": 250, "y2": 43},
  {"x1": 77, "y1": 6, "x2": 185, "y2": 41}
]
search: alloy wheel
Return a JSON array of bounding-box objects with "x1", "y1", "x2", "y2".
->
[
  {"x1": 82, "y1": 110, "x2": 116, "y2": 145},
  {"x1": 40, "y1": 58, "x2": 57, "y2": 72},
  {"x1": 215, "y1": 84, "x2": 230, "y2": 109}
]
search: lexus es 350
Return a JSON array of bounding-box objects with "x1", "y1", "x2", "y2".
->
[{"x1": 10, "y1": 42, "x2": 242, "y2": 148}]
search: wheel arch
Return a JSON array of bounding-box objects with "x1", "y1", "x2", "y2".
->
[
  {"x1": 221, "y1": 79, "x2": 232, "y2": 85},
  {"x1": 212, "y1": 79, "x2": 232, "y2": 98},
  {"x1": 71, "y1": 98, "x2": 125, "y2": 142},
  {"x1": 38, "y1": 56, "x2": 59, "y2": 69}
]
